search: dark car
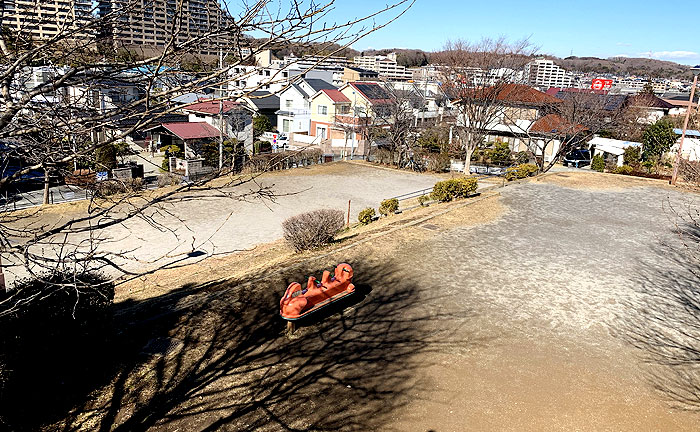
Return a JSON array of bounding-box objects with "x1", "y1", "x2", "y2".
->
[{"x1": 562, "y1": 149, "x2": 592, "y2": 168}]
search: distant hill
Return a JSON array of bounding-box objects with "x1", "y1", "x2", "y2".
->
[{"x1": 549, "y1": 56, "x2": 692, "y2": 79}]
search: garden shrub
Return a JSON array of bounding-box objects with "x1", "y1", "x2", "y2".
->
[
  {"x1": 358, "y1": 207, "x2": 376, "y2": 225},
  {"x1": 379, "y1": 198, "x2": 399, "y2": 216},
  {"x1": 504, "y1": 163, "x2": 539, "y2": 181},
  {"x1": 418, "y1": 194, "x2": 430, "y2": 206},
  {"x1": 282, "y1": 209, "x2": 345, "y2": 252},
  {"x1": 431, "y1": 177, "x2": 478, "y2": 202},
  {"x1": 612, "y1": 165, "x2": 634, "y2": 175},
  {"x1": 623, "y1": 146, "x2": 641, "y2": 168},
  {"x1": 591, "y1": 154, "x2": 605, "y2": 172}
]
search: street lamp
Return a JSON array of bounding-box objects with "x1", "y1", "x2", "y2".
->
[{"x1": 671, "y1": 65, "x2": 700, "y2": 185}]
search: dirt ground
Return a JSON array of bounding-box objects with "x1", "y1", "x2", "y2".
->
[{"x1": 20, "y1": 171, "x2": 700, "y2": 431}]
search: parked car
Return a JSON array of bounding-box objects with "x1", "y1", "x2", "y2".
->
[{"x1": 562, "y1": 149, "x2": 592, "y2": 168}]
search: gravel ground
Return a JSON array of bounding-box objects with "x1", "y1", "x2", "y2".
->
[{"x1": 38, "y1": 174, "x2": 700, "y2": 431}]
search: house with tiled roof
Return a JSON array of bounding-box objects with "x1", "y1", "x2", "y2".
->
[
  {"x1": 276, "y1": 78, "x2": 337, "y2": 134},
  {"x1": 309, "y1": 89, "x2": 352, "y2": 143},
  {"x1": 180, "y1": 99, "x2": 253, "y2": 150}
]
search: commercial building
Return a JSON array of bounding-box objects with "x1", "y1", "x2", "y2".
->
[
  {"x1": 97, "y1": 0, "x2": 229, "y2": 58},
  {"x1": 524, "y1": 59, "x2": 573, "y2": 90},
  {"x1": 1, "y1": 0, "x2": 93, "y2": 39},
  {"x1": 353, "y1": 53, "x2": 412, "y2": 81}
]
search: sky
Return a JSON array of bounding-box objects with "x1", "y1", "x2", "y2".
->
[{"x1": 279, "y1": 0, "x2": 700, "y2": 66}]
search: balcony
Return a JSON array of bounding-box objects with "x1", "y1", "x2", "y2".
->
[{"x1": 276, "y1": 108, "x2": 311, "y2": 117}]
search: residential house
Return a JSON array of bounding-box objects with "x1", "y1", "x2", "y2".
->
[
  {"x1": 181, "y1": 99, "x2": 253, "y2": 150},
  {"x1": 308, "y1": 81, "x2": 394, "y2": 158},
  {"x1": 588, "y1": 137, "x2": 642, "y2": 167},
  {"x1": 341, "y1": 67, "x2": 379, "y2": 84},
  {"x1": 240, "y1": 91, "x2": 281, "y2": 129},
  {"x1": 309, "y1": 89, "x2": 351, "y2": 144},
  {"x1": 145, "y1": 122, "x2": 222, "y2": 175},
  {"x1": 626, "y1": 94, "x2": 675, "y2": 124},
  {"x1": 672, "y1": 128, "x2": 700, "y2": 161},
  {"x1": 276, "y1": 79, "x2": 337, "y2": 135},
  {"x1": 455, "y1": 84, "x2": 564, "y2": 162}
]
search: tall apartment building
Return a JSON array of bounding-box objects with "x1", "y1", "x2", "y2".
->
[
  {"x1": 1, "y1": 0, "x2": 93, "y2": 39},
  {"x1": 353, "y1": 53, "x2": 412, "y2": 81},
  {"x1": 524, "y1": 59, "x2": 573, "y2": 89},
  {"x1": 97, "y1": 0, "x2": 228, "y2": 58}
]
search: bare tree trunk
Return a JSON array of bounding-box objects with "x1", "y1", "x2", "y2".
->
[{"x1": 463, "y1": 132, "x2": 474, "y2": 174}]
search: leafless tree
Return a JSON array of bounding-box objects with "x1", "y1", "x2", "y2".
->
[
  {"x1": 502, "y1": 90, "x2": 629, "y2": 172},
  {"x1": 0, "y1": 0, "x2": 415, "y2": 315},
  {"x1": 435, "y1": 37, "x2": 536, "y2": 173}
]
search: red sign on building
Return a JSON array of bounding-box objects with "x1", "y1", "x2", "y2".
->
[{"x1": 591, "y1": 79, "x2": 613, "y2": 91}]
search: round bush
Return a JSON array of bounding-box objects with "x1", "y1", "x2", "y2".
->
[
  {"x1": 418, "y1": 194, "x2": 430, "y2": 206},
  {"x1": 282, "y1": 209, "x2": 345, "y2": 251},
  {"x1": 379, "y1": 198, "x2": 399, "y2": 216},
  {"x1": 612, "y1": 165, "x2": 634, "y2": 175},
  {"x1": 591, "y1": 155, "x2": 605, "y2": 172},
  {"x1": 431, "y1": 177, "x2": 478, "y2": 202},
  {"x1": 505, "y1": 163, "x2": 539, "y2": 181},
  {"x1": 358, "y1": 207, "x2": 376, "y2": 225}
]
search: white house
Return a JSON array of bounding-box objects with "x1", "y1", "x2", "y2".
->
[
  {"x1": 588, "y1": 136, "x2": 642, "y2": 167},
  {"x1": 276, "y1": 78, "x2": 337, "y2": 134},
  {"x1": 672, "y1": 129, "x2": 700, "y2": 162}
]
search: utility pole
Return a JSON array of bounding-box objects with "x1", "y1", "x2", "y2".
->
[{"x1": 671, "y1": 65, "x2": 700, "y2": 185}]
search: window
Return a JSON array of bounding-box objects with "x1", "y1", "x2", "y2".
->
[
  {"x1": 285, "y1": 99, "x2": 293, "y2": 109},
  {"x1": 283, "y1": 119, "x2": 292, "y2": 132},
  {"x1": 317, "y1": 105, "x2": 328, "y2": 115},
  {"x1": 316, "y1": 126, "x2": 327, "y2": 139},
  {"x1": 338, "y1": 105, "x2": 350, "y2": 114}
]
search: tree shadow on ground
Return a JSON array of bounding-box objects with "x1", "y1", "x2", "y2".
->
[
  {"x1": 617, "y1": 223, "x2": 700, "y2": 411},
  {"x1": 4, "y1": 258, "x2": 474, "y2": 431}
]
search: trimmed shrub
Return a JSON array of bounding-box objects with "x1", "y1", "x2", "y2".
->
[
  {"x1": 504, "y1": 163, "x2": 539, "y2": 181},
  {"x1": 379, "y1": 198, "x2": 399, "y2": 216},
  {"x1": 431, "y1": 177, "x2": 479, "y2": 202},
  {"x1": 358, "y1": 207, "x2": 376, "y2": 225},
  {"x1": 591, "y1": 154, "x2": 605, "y2": 172},
  {"x1": 612, "y1": 165, "x2": 634, "y2": 175},
  {"x1": 418, "y1": 194, "x2": 430, "y2": 206},
  {"x1": 623, "y1": 146, "x2": 641, "y2": 168},
  {"x1": 283, "y1": 209, "x2": 345, "y2": 251}
]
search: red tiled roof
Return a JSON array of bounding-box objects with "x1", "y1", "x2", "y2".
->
[
  {"x1": 529, "y1": 114, "x2": 586, "y2": 134},
  {"x1": 457, "y1": 84, "x2": 561, "y2": 106},
  {"x1": 183, "y1": 99, "x2": 241, "y2": 115},
  {"x1": 161, "y1": 122, "x2": 221, "y2": 140},
  {"x1": 319, "y1": 89, "x2": 350, "y2": 103},
  {"x1": 495, "y1": 84, "x2": 561, "y2": 105}
]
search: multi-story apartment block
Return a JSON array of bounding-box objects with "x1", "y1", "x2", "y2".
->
[
  {"x1": 524, "y1": 59, "x2": 573, "y2": 90},
  {"x1": 97, "y1": 0, "x2": 228, "y2": 58},
  {"x1": 1, "y1": 0, "x2": 93, "y2": 40},
  {"x1": 353, "y1": 53, "x2": 412, "y2": 81}
]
